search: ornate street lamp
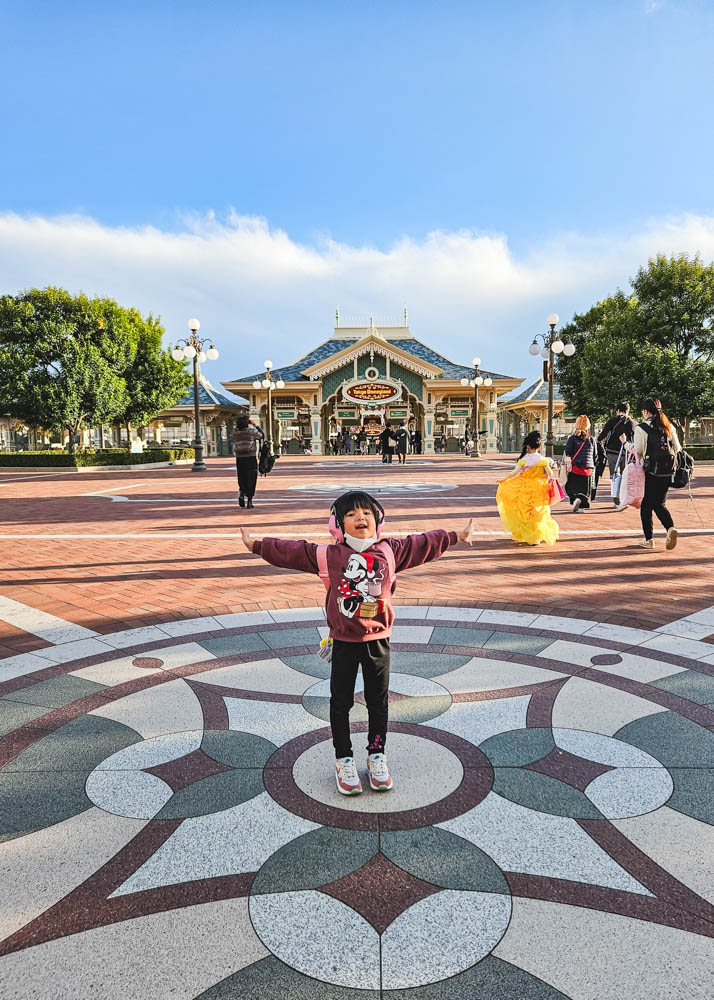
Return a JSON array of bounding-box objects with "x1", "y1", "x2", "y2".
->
[
  {"x1": 252, "y1": 360, "x2": 285, "y2": 456},
  {"x1": 528, "y1": 313, "x2": 575, "y2": 457},
  {"x1": 171, "y1": 318, "x2": 219, "y2": 472},
  {"x1": 460, "y1": 357, "x2": 492, "y2": 458}
]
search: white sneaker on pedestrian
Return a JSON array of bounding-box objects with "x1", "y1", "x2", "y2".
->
[
  {"x1": 335, "y1": 757, "x2": 363, "y2": 795},
  {"x1": 637, "y1": 538, "x2": 655, "y2": 550},
  {"x1": 666, "y1": 527, "x2": 678, "y2": 551},
  {"x1": 572, "y1": 498, "x2": 581, "y2": 513},
  {"x1": 367, "y1": 753, "x2": 393, "y2": 791}
]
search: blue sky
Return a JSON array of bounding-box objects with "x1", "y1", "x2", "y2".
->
[{"x1": 2, "y1": 0, "x2": 714, "y2": 384}]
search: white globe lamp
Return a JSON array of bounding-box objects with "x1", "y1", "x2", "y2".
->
[
  {"x1": 546, "y1": 313, "x2": 559, "y2": 327},
  {"x1": 171, "y1": 347, "x2": 184, "y2": 361},
  {"x1": 529, "y1": 341, "x2": 540, "y2": 356},
  {"x1": 184, "y1": 345, "x2": 196, "y2": 359},
  {"x1": 206, "y1": 346, "x2": 219, "y2": 360},
  {"x1": 563, "y1": 342, "x2": 576, "y2": 357},
  {"x1": 188, "y1": 318, "x2": 201, "y2": 333},
  {"x1": 252, "y1": 380, "x2": 261, "y2": 389}
]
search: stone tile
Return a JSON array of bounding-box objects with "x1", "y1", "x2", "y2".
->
[
  {"x1": 0, "y1": 594, "x2": 98, "y2": 642},
  {"x1": 86, "y1": 767, "x2": 174, "y2": 819},
  {"x1": 381, "y1": 889, "x2": 512, "y2": 990},
  {"x1": 393, "y1": 604, "x2": 429, "y2": 619},
  {"x1": 381, "y1": 826, "x2": 510, "y2": 894},
  {"x1": 655, "y1": 619, "x2": 714, "y2": 640},
  {"x1": 157, "y1": 616, "x2": 222, "y2": 638},
  {"x1": 584, "y1": 767, "x2": 674, "y2": 820},
  {"x1": 613, "y1": 804, "x2": 714, "y2": 905},
  {"x1": 188, "y1": 657, "x2": 314, "y2": 695},
  {"x1": 538, "y1": 639, "x2": 688, "y2": 683},
  {"x1": 583, "y1": 623, "x2": 654, "y2": 645},
  {"x1": 252, "y1": 827, "x2": 378, "y2": 896},
  {"x1": 667, "y1": 767, "x2": 714, "y2": 825},
  {"x1": 639, "y1": 633, "x2": 714, "y2": 660},
  {"x1": 268, "y1": 606, "x2": 325, "y2": 622},
  {"x1": 552, "y1": 676, "x2": 667, "y2": 736},
  {"x1": 262, "y1": 627, "x2": 322, "y2": 649},
  {"x1": 0, "y1": 898, "x2": 267, "y2": 1000},
  {"x1": 390, "y1": 625, "x2": 434, "y2": 644},
  {"x1": 136, "y1": 642, "x2": 217, "y2": 670},
  {"x1": 96, "y1": 730, "x2": 201, "y2": 770},
  {"x1": 113, "y1": 792, "x2": 318, "y2": 896},
  {"x1": 0, "y1": 652, "x2": 54, "y2": 682},
  {"x1": 249, "y1": 889, "x2": 380, "y2": 990},
  {"x1": 649, "y1": 668, "x2": 714, "y2": 705},
  {"x1": 382, "y1": 955, "x2": 571, "y2": 999},
  {"x1": 0, "y1": 805, "x2": 146, "y2": 939},
  {"x1": 197, "y1": 633, "x2": 269, "y2": 656},
  {"x1": 679, "y1": 606, "x2": 714, "y2": 628},
  {"x1": 553, "y1": 727, "x2": 670, "y2": 768},
  {"x1": 429, "y1": 626, "x2": 494, "y2": 647},
  {"x1": 225, "y1": 697, "x2": 321, "y2": 746},
  {"x1": 30, "y1": 638, "x2": 117, "y2": 664},
  {"x1": 492, "y1": 767, "x2": 603, "y2": 819},
  {"x1": 3, "y1": 714, "x2": 142, "y2": 773},
  {"x1": 3, "y1": 674, "x2": 106, "y2": 709},
  {"x1": 615, "y1": 710, "x2": 714, "y2": 768},
  {"x1": 439, "y1": 793, "x2": 650, "y2": 894},
  {"x1": 0, "y1": 698, "x2": 52, "y2": 737},
  {"x1": 70, "y1": 654, "x2": 165, "y2": 686},
  {"x1": 198, "y1": 955, "x2": 380, "y2": 1000},
  {"x1": 279, "y1": 653, "x2": 332, "y2": 680},
  {"x1": 213, "y1": 611, "x2": 274, "y2": 628},
  {"x1": 423, "y1": 696, "x2": 531, "y2": 747},
  {"x1": 437, "y1": 657, "x2": 566, "y2": 694},
  {"x1": 90, "y1": 677, "x2": 204, "y2": 738},
  {"x1": 292, "y1": 733, "x2": 463, "y2": 814},
  {"x1": 483, "y1": 632, "x2": 554, "y2": 654},
  {"x1": 530, "y1": 614, "x2": 597, "y2": 634},
  {"x1": 478, "y1": 609, "x2": 539, "y2": 627},
  {"x1": 0, "y1": 769, "x2": 91, "y2": 841},
  {"x1": 493, "y1": 897, "x2": 714, "y2": 1000},
  {"x1": 389, "y1": 650, "x2": 472, "y2": 678},
  {"x1": 100, "y1": 625, "x2": 176, "y2": 649},
  {"x1": 425, "y1": 607, "x2": 485, "y2": 622}
]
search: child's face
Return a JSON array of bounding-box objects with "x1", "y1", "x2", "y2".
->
[{"x1": 342, "y1": 506, "x2": 377, "y2": 538}]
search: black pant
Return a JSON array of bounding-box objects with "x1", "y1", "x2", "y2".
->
[
  {"x1": 396, "y1": 449, "x2": 406, "y2": 464},
  {"x1": 330, "y1": 638, "x2": 390, "y2": 758},
  {"x1": 235, "y1": 456, "x2": 258, "y2": 499},
  {"x1": 382, "y1": 451, "x2": 393, "y2": 463},
  {"x1": 641, "y1": 474, "x2": 673, "y2": 540},
  {"x1": 565, "y1": 471, "x2": 592, "y2": 508}
]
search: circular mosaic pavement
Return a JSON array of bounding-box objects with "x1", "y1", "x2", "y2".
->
[{"x1": 1, "y1": 607, "x2": 714, "y2": 998}]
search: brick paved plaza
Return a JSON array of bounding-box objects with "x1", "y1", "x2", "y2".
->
[{"x1": 1, "y1": 454, "x2": 714, "y2": 998}]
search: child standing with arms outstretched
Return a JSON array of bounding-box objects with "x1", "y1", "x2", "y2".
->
[{"x1": 240, "y1": 490, "x2": 474, "y2": 796}]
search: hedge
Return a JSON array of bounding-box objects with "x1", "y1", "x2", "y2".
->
[{"x1": 0, "y1": 448, "x2": 195, "y2": 467}]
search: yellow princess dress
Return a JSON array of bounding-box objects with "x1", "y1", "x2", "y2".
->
[{"x1": 496, "y1": 453, "x2": 559, "y2": 546}]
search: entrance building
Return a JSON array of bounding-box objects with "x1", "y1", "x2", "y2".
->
[{"x1": 223, "y1": 313, "x2": 523, "y2": 455}]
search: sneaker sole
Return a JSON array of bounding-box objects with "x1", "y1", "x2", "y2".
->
[
  {"x1": 666, "y1": 529, "x2": 678, "y2": 551},
  {"x1": 335, "y1": 773, "x2": 362, "y2": 796},
  {"x1": 368, "y1": 776, "x2": 393, "y2": 791}
]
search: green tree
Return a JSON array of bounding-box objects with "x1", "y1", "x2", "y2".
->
[
  {"x1": 0, "y1": 288, "x2": 190, "y2": 452},
  {"x1": 555, "y1": 256, "x2": 714, "y2": 442}
]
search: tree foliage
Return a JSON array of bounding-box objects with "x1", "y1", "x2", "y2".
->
[
  {"x1": 0, "y1": 288, "x2": 191, "y2": 450},
  {"x1": 554, "y1": 254, "x2": 714, "y2": 440}
]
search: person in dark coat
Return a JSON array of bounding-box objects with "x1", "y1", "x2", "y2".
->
[
  {"x1": 394, "y1": 422, "x2": 409, "y2": 464},
  {"x1": 379, "y1": 424, "x2": 395, "y2": 464},
  {"x1": 232, "y1": 414, "x2": 264, "y2": 508},
  {"x1": 563, "y1": 415, "x2": 596, "y2": 512},
  {"x1": 597, "y1": 402, "x2": 636, "y2": 507}
]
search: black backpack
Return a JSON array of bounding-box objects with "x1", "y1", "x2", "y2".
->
[
  {"x1": 258, "y1": 441, "x2": 277, "y2": 476},
  {"x1": 640, "y1": 422, "x2": 676, "y2": 477},
  {"x1": 671, "y1": 450, "x2": 694, "y2": 489}
]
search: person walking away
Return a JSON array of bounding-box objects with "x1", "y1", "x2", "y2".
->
[
  {"x1": 395, "y1": 422, "x2": 409, "y2": 465},
  {"x1": 380, "y1": 424, "x2": 395, "y2": 464},
  {"x1": 414, "y1": 429, "x2": 422, "y2": 454},
  {"x1": 622, "y1": 397, "x2": 680, "y2": 550},
  {"x1": 232, "y1": 414, "x2": 263, "y2": 508},
  {"x1": 597, "y1": 403, "x2": 636, "y2": 506},
  {"x1": 343, "y1": 429, "x2": 352, "y2": 455},
  {"x1": 496, "y1": 430, "x2": 559, "y2": 545},
  {"x1": 563, "y1": 415, "x2": 596, "y2": 512},
  {"x1": 240, "y1": 490, "x2": 475, "y2": 794}
]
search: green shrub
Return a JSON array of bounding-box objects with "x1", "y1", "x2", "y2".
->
[{"x1": 0, "y1": 448, "x2": 195, "y2": 467}]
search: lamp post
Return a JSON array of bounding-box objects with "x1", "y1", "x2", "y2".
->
[
  {"x1": 171, "y1": 318, "x2": 220, "y2": 472},
  {"x1": 528, "y1": 313, "x2": 575, "y2": 458},
  {"x1": 460, "y1": 357, "x2": 492, "y2": 457},
  {"x1": 252, "y1": 361, "x2": 285, "y2": 456}
]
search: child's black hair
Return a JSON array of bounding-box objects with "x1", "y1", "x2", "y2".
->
[
  {"x1": 519, "y1": 430, "x2": 542, "y2": 457},
  {"x1": 332, "y1": 490, "x2": 383, "y2": 528}
]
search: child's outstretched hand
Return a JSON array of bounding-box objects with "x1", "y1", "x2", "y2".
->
[
  {"x1": 457, "y1": 518, "x2": 476, "y2": 546},
  {"x1": 240, "y1": 527, "x2": 254, "y2": 552}
]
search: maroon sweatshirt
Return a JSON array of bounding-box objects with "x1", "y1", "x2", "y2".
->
[{"x1": 253, "y1": 530, "x2": 458, "y2": 642}]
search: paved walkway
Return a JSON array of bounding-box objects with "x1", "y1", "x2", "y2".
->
[{"x1": 1, "y1": 455, "x2": 713, "y2": 997}]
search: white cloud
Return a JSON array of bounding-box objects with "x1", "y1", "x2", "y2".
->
[{"x1": 1, "y1": 209, "x2": 714, "y2": 389}]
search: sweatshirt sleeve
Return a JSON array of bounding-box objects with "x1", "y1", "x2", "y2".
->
[
  {"x1": 387, "y1": 529, "x2": 458, "y2": 573},
  {"x1": 252, "y1": 537, "x2": 319, "y2": 574},
  {"x1": 632, "y1": 425, "x2": 648, "y2": 459}
]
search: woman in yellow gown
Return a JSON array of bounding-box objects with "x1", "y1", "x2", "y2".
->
[{"x1": 497, "y1": 431, "x2": 559, "y2": 545}]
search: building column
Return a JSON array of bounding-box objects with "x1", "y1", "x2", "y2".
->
[
  {"x1": 310, "y1": 407, "x2": 322, "y2": 454},
  {"x1": 423, "y1": 406, "x2": 435, "y2": 453}
]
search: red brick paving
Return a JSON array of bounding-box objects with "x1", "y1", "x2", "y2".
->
[{"x1": 0, "y1": 455, "x2": 713, "y2": 652}]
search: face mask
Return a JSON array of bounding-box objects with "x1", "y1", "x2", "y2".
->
[{"x1": 345, "y1": 532, "x2": 378, "y2": 552}]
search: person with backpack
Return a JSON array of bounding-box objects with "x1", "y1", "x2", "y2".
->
[
  {"x1": 597, "y1": 403, "x2": 636, "y2": 506},
  {"x1": 620, "y1": 397, "x2": 680, "y2": 550},
  {"x1": 240, "y1": 490, "x2": 475, "y2": 795},
  {"x1": 563, "y1": 415, "x2": 597, "y2": 512},
  {"x1": 394, "y1": 422, "x2": 409, "y2": 464},
  {"x1": 379, "y1": 424, "x2": 395, "y2": 464},
  {"x1": 232, "y1": 414, "x2": 264, "y2": 508}
]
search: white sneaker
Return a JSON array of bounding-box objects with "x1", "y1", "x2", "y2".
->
[
  {"x1": 637, "y1": 538, "x2": 655, "y2": 550},
  {"x1": 335, "y1": 757, "x2": 362, "y2": 795},
  {"x1": 572, "y1": 498, "x2": 581, "y2": 513},
  {"x1": 367, "y1": 753, "x2": 393, "y2": 791},
  {"x1": 666, "y1": 527, "x2": 678, "y2": 551}
]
